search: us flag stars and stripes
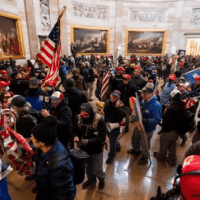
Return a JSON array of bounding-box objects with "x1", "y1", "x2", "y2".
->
[{"x1": 37, "y1": 22, "x2": 60, "y2": 68}]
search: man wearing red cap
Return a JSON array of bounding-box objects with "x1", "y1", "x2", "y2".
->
[
  {"x1": 111, "y1": 66, "x2": 125, "y2": 91},
  {"x1": 117, "y1": 74, "x2": 135, "y2": 132},
  {"x1": 41, "y1": 91, "x2": 72, "y2": 148},
  {"x1": 0, "y1": 81, "x2": 14, "y2": 109},
  {"x1": 130, "y1": 66, "x2": 146, "y2": 92},
  {"x1": 45, "y1": 80, "x2": 57, "y2": 96},
  {"x1": 0, "y1": 70, "x2": 10, "y2": 83},
  {"x1": 160, "y1": 74, "x2": 177, "y2": 112}
]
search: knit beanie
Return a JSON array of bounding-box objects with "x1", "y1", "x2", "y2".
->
[{"x1": 32, "y1": 116, "x2": 57, "y2": 144}]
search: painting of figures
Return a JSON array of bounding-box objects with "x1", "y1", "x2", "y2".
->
[
  {"x1": 125, "y1": 29, "x2": 167, "y2": 55},
  {"x1": 0, "y1": 12, "x2": 25, "y2": 60},
  {"x1": 71, "y1": 26, "x2": 110, "y2": 55}
]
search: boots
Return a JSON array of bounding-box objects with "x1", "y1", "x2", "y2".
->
[
  {"x1": 98, "y1": 178, "x2": 105, "y2": 190},
  {"x1": 82, "y1": 178, "x2": 96, "y2": 189}
]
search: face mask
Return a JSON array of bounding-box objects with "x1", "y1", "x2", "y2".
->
[
  {"x1": 6, "y1": 86, "x2": 10, "y2": 91},
  {"x1": 46, "y1": 86, "x2": 53, "y2": 91}
]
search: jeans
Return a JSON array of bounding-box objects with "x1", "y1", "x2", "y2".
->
[
  {"x1": 68, "y1": 65, "x2": 73, "y2": 74},
  {"x1": 131, "y1": 126, "x2": 153, "y2": 159},
  {"x1": 107, "y1": 128, "x2": 121, "y2": 159},
  {"x1": 85, "y1": 152, "x2": 105, "y2": 180}
]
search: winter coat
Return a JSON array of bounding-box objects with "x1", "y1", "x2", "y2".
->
[
  {"x1": 117, "y1": 83, "x2": 136, "y2": 106},
  {"x1": 72, "y1": 104, "x2": 106, "y2": 155},
  {"x1": 49, "y1": 100, "x2": 72, "y2": 146},
  {"x1": 16, "y1": 112, "x2": 36, "y2": 138},
  {"x1": 24, "y1": 88, "x2": 49, "y2": 111},
  {"x1": 129, "y1": 75, "x2": 146, "y2": 92},
  {"x1": 80, "y1": 67, "x2": 94, "y2": 83},
  {"x1": 141, "y1": 95, "x2": 162, "y2": 132},
  {"x1": 160, "y1": 82, "x2": 177, "y2": 106},
  {"x1": 35, "y1": 140, "x2": 76, "y2": 200},
  {"x1": 63, "y1": 87, "x2": 87, "y2": 118},
  {"x1": 111, "y1": 74, "x2": 123, "y2": 91},
  {"x1": 10, "y1": 79, "x2": 29, "y2": 96},
  {"x1": 104, "y1": 100, "x2": 126, "y2": 123},
  {"x1": 161, "y1": 101, "x2": 185, "y2": 132},
  {"x1": 72, "y1": 75, "x2": 87, "y2": 91}
]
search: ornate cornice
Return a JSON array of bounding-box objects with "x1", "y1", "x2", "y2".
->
[
  {"x1": 73, "y1": 2, "x2": 108, "y2": 20},
  {"x1": 130, "y1": 9, "x2": 166, "y2": 21}
]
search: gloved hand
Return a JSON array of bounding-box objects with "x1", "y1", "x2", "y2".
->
[
  {"x1": 81, "y1": 139, "x2": 89, "y2": 146},
  {"x1": 177, "y1": 164, "x2": 182, "y2": 175}
]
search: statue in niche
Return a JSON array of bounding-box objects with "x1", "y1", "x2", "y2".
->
[{"x1": 40, "y1": 0, "x2": 51, "y2": 31}]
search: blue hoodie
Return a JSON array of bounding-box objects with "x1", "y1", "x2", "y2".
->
[{"x1": 141, "y1": 95, "x2": 162, "y2": 132}]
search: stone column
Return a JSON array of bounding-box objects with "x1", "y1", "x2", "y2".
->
[
  {"x1": 114, "y1": 0, "x2": 123, "y2": 65},
  {"x1": 24, "y1": 0, "x2": 39, "y2": 59},
  {"x1": 170, "y1": 0, "x2": 185, "y2": 54},
  {"x1": 58, "y1": 0, "x2": 68, "y2": 56}
]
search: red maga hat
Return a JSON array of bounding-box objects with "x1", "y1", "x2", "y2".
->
[
  {"x1": 135, "y1": 66, "x2": 141, "y2": 70},
  {"x1": 123, "y1": 74, "x2": 131, "y2": 79},
  {"x1": 0, "y1": 81, "x2": 10, "y2": 89},
  {"x1": 117, "y1": 66, "x2": 125, "y2": 71},
  {"x1": 0, "y1": 70, "x2": 8, "y2": 74},
  {"x1": 168, "y1": 74, "x2": 176, "y2": 81}
]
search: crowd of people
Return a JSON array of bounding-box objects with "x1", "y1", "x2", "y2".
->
[{"x1": 0, "y1": 52, "x2": 200, "y2": 200}]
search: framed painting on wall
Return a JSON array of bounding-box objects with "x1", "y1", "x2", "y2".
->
[
  {"x1": 71, "y1": 25, "x2": 110, "y2": 55},
  {"x1": 0, "y1": 11, "x2": 26, "y2": 60},
  {"x1": 125, "y1": 29, "x2": 167, "y2": 55}
]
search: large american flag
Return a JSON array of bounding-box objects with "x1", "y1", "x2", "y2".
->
[
  {"x1": 41, "y1": 44, "x2": 61, "y2": 89},
  {"x1": 100, "y1": 72, "x2": 110, "y2": 100},
  {"x1": 37, "y1": 22, "x2": 60, "y2": 68}
]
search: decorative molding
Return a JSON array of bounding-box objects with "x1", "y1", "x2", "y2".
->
[
  {"x1": 40, "y1": 0, "x2": 51, "y2": 31},
  {"x1": 130, "y1": 10, "x2": 165, "y2": 21},
  {"x1": 191, "y1": 8, "x2": 200, "y2": 25},
  {"x1": 1, "y1": 0, "x2": 16, "y2": 5},
  {"x1": 73, "y1": 2, "x2": 108, "y2": 20}
]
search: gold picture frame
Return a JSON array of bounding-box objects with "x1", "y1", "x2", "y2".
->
[
  {"x1": 125, "y1": 29, "x2": 167, "y2": 56},
  {"x1": 71, "y1": 25, "x2": 110, "y2": 56},
  {"x1": 0, "y1": 11, "x2": 26, "y2": 60}
]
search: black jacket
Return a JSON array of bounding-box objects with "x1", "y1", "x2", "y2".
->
[
  {"x1": 104, "y1": 100, "x2": 126, "y2": 123},
  {"x1": 63, "y1": 87, "x2": 87, "y2": 118},
  {"x1": 129, "y1": 75, "x2": 146, "y2": 92},
  {"x1": 80, "y1": 67, "x2": 94, "y2": 83},
  {"x1": 161, "y1": 100, "x2": 185, "y2": 133},
  {"x1": 49, "y1": 100, "x2": 72, "y2": 146},
  {"x1": 10, "y1": 79, "x2": 29, "y2": 95},
  {"x1": 72, "y1": 104, "x2": 106, "y2": 155},
  {"x1": 117, "y1": 83, "x2": 135, "y2": 106},
  {"x1": 16, "y1": 112, "x2": 35, "y2": 138},
  {"x1": 111, "y1": 74, "x2": 123, "y2": 91}
]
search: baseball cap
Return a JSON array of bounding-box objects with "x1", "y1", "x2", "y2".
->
[
  {"x1": 170, "y1": 89, "x2": 181, "y2": 98},
  {"x1": 46, "y1": 80, "x2": 56, "y2": 87},
  {"x1": 111, "y1": 90, "x2": 121, "y2": 98},
  {"x1": 29, "y1": 77, "x2": 39, "y2": 86},
  {"x1": 194, "y1": 76, "x2": 200, "y2": 81},
  {"x1": 123, "y1": 74, "x2": 131, "y2": 79},
  {"x1": 168, "y1": 74, "x2": 177, "y2": 81},
  {"x1": 0, "y1": 81, "x2": 10, "y2": 89},
  {"x1": 139, "y1": 83, "x2": 154, "y2": 94},
  {"x1": 117, "y1": 66, "x2": 125, "y2": 71},
  {"x1": 0, "y1": 70, "x2": 8, "y2": 74},
  {"x1": 51, "y1": 91, "x2": 64, "y2": 100}
]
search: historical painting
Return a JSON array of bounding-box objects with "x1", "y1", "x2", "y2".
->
[
  {"x1": 125, "y1": 29, "x2": 167, "y2": 55},
  {"x1": 71, "y1": 25, "x2": 110, "y2": 55},
  {"x1": 0, "y1": 11, "x2": 26, "y2": 60}
]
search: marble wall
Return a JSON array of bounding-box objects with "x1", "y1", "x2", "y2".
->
[{"x1": 1, "y1": 0, "x2": 200, "y2": 65}]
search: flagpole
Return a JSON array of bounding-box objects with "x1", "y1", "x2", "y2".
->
[{"x1": 58, "y1": 6, "x2": 67, "y2": 21}]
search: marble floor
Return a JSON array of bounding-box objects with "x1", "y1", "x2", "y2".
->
[{"x1": 5, "y1": 84, "x2": 197, "y2": 200}]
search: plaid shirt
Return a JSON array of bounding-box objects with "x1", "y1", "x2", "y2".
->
[{"x1": 35, "y1": 140, "x2": 76, "y2": 200}]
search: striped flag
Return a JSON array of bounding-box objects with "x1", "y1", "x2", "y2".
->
[
  {"x1": 182, "y1": 97, "x2": 199, "y2": 110},
  {"x1": 41, "y1": 44, "x2": 61, "y2": 89},
  {"x1": 100, "y1": 72, "x2": 110, "y2": 100},
  {"x1": 37, "y1": 22, "x2": 60, "y2": 68}
]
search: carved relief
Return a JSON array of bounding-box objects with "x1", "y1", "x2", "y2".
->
[
  {"x1": 73, "y1": 3, "x2": 107, "y2": 20},
  {"x1": 130, "y1": 10, "x2": 165, "y2": 22},
  {"x1": 40, "y1": 0, "x2": 51, "y2": 31},
  {"x1": 1, "y1": 0, "x2": 16, "y2": 5},
  {"x1": 191, "y1": 8, "x2": 200, "y2": 25}
]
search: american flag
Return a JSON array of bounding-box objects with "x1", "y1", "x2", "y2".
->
[
  {"x1": 100, "y1": 72, "x2": 110, "y2": 100},
  {"x1": 41, "y1": 44, "x2": 61, "y2": 89},
  {"x1": 37, "y1": 22, "x2": 60, "y2": 68}
]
